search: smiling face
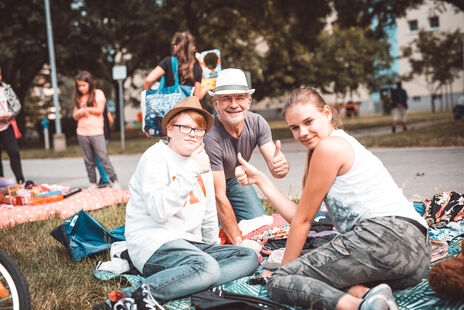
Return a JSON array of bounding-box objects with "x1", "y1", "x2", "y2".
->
[
  {"x1": 167, "y1": 112, "x2": 205, "y2": 156},
  {"x1": 285, "y1": 102, "x2": 333, "y2": 150},
  {"x1": 212, "y1": 93, "x2": 251, "y2": 129}
]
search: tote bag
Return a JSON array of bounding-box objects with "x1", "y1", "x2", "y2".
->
[
  {"x1": 50, "y1": 210, "x2": 125, "y2": 263},
  {"x1": 141, "y1": 57, "x2": 194, "y2": 136}
]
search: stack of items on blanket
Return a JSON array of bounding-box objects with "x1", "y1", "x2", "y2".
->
[
  {"x1": 0, "y1": 177, "x2": 72, "y2": 207},
  {"x1": 0, "y1": 180, "x2": 129, "y2": 228}
]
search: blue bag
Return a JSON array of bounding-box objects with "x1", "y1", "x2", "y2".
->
[
  {"x1": 50, "y1": 210, "x2": 125, "y2": 263},
  {"x1": 141, "y1": 57, "x2": 194, "y2": 136}
]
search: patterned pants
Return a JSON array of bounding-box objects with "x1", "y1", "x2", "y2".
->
[{"x1": 267, "y1": 216, "x2": 431, "y2": 309}]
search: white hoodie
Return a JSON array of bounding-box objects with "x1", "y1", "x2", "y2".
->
[{"x1": 125, "y1": 141, "x2": 218, "y2": 273}]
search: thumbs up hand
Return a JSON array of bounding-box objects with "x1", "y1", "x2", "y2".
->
[
  {"x1": 271, "y1": 140, "x2": 289, "y2": 178},
  {"x1": 235, "y1": 153, "x2": 263, "y2": 186}
]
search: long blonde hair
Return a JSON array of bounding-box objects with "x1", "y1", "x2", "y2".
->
[{"x1": 283, "y1": 87, "x2": 343, "y2": 188}]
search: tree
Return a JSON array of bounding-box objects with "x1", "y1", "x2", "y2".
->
[
  {"x1": 402, "y1": 30, "x2": 463, "y2": 112},
  {"x1": 310, "y1": 26, "x2": 394, "y2": 102}
]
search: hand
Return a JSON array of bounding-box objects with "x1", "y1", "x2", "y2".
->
[
  {"x1": 235, "y1": 153, "x2": 263, "y2": 186},
  {"x1": 260, "y1": 270, "x2": 273, "y2": 278},
  {"x1": 78, "y1": 108, "x2": 89, "y2": 117},
  {"x1": 190, "y1": 143, "x2": 210, "y2": 173},
  {"x1": 0, "y1": 113, "x2": 10, "y2": 120},
  {"x1": 271, "y1": 140, "x2": 289, "y2": 178}
]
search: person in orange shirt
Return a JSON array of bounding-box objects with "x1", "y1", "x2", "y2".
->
[{"x1": 72, "y1": 71, "x2": 120, "y2": 189}]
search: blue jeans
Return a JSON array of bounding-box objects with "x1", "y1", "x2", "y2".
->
[
  {"x1": 121, "y1": 238, "x2": 258, "y2": 301},
  {"x1": 226, "y1": 177, "x2": 265, "y2": 222}
]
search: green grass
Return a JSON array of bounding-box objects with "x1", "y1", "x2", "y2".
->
[
  {"x1": 358, "y1": 119, "x2": 464, "y2": 147},
  {"x1": 0, "y1": 200, "x2": 285, "y2": 309},
  {"x1": 0, "y1": 204, "x2": 128, "y2": 309}
]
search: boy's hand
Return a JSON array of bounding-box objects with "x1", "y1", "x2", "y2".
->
[{"x1": 190, "y1": 143, "x2": 210, "y2": 173}]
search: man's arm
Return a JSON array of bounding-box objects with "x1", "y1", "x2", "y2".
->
[
  {"x1": 259, "y1": 140, "x2": 289, "y2": 179},
  {"x1": 212, "y1": 170, "x2": 243, "y2": 244}
]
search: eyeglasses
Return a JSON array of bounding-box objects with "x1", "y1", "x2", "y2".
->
[
  {"x1": 173, "y1": 124, "x2": 206, "y2": 137},
  {"x1": 216, "y1": 95, "x2": 249, "y2": 105}
]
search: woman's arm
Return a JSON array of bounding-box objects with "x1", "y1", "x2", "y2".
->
[
  {"x1": 86, "y1": 90, "x2": 105, "y2": 115},
  {"x1": 193, "y1": 81, "x2": 208, "y2": 100},
  {"x1": 281, "y1": 137, "x2": 348, "y2": 265},
  {"x1": 72, "y1": 105, "x2": 87, "y2": 120},
  {"x1": 235, "y1": 153, "x2": 296, "y2": 223},
  {"x1": 144, "y1": 66, "x2": 165, "y2": 90}
]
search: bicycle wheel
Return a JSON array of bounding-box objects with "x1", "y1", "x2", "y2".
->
[{"x1": 0, "y1": 249, "x2": 31, "y2": 310}]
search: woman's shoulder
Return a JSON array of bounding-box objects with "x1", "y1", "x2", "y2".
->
[{"x1": 313, "y1": 135, "x2": 352, "y2": 162}]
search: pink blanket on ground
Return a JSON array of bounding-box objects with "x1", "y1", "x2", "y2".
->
[{"x1": 0, "y1": 188, "x2": 130, "y2": 229}]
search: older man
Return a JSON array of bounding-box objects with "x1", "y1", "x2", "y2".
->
[{"x1": 204, "y1": 68, "x2": 289, "y2": 245}]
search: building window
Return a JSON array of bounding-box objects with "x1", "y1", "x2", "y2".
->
[
  {"x1": 408, "y1": 20, "x2": 418, "y2": 32},
  {"x1": 413, "y1": 96, "x2": 421, "y2": 102},
  {"x1": 429, "y1": 16, "x2": 439, "y2": 29}
]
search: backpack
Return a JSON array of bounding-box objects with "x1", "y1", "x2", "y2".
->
[{"x1": 191, "y1": 290, "x2": 288, "y2": 310}]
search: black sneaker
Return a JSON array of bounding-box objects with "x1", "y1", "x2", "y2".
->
[
  {"x1": 98, "y1": 179, "x2": 111, "y2": 188},
  {"x1": 112, "y1": 297, "x2": 137, "y2": 310},
  {"x1": 131, "y1": 284, "x2": 165, "y2": 310}
]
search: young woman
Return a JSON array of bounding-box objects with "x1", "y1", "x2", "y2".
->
[
  {"x1": 235, "y1": 88, "x2": 430, "y2": 310},
  {"x1": 0, "y1": 65, "x2": 25, "y2": 183},
  {"x1": 144, "y1": 32, "x2": 208, "y2": 99},
  {"x1": 112, "y1": 96, "x2": 258, "y2": 308},
  {"x1": 72, "y1": 71, "x2": 120, "y2": 189}
]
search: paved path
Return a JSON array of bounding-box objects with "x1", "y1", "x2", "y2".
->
[
  {"x1": 3, "y1": 120, "x2": 463, "y2": 202},
  {"x1": 4, "y1": 146, "x2": 463, "y2": 203}
]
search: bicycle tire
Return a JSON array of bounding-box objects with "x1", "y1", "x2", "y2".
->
[{"x1": 0, "y1": 249, "x2": 31, "y2": 310}]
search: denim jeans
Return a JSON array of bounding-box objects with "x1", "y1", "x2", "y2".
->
[
  {"x1": 226, "y1": 177, "x2": 265, "y2": 222},
  {"x1": 267, "y1": 216, "x2": 431, "y2": 309},
  {"x1": 121, "y1": 238, "x2": 258, "y2": 301}
]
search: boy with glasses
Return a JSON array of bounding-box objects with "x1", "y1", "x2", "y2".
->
[
  {"x1": 204, "y1": 68, "x2": 289, "y2": 245},
  {"x1": 96, "y1": 97, "x2": 258, "y2": 309}
]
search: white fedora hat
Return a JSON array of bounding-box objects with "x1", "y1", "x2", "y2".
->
[{"x1": 208, "y1": 68, "x2": 255, "y2": 96}]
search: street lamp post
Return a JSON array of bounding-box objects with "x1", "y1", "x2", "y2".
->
[{"x1": 44, "y1": 0, "x2": 66, "y2": 152}]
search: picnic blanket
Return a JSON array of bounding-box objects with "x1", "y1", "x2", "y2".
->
[
  {"x1": 95, "y1": 238, "x2": 464, "y2": 310},
  {"x1": 94, "y1": 210, "x2": 464, "y2": 310},
  {"x1": 0, "y1": 188, "x2": 129, "y2": 228}
]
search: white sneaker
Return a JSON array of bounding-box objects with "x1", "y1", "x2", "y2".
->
[
  {"x1": 88, "y1": 183, "x2": 98, "y2": 189},
  {"x1": 111, "y1": 182, "x2": 122, "y2": 190}
]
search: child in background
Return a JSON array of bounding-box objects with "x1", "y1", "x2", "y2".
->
[{"x1": 72, "y1": 71, "x2": 120, "y2": 190}]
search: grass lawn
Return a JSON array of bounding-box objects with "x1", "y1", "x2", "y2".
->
[
  {"x1": 0, "y1": 200, "x2": 279, "y2": 309},
  {"x1": 0, "y1": 204, "x2": 128, "y2": 309}
]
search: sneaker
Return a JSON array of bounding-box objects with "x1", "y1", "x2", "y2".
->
[
  {"x1": 132, "y1": 284, "x2": 165, "y2": 310},
  {"x1": 358, "y1": 294, "x2": 390, "y2": 310},
  {"x1": 362, "y1": 283, "x2": 393, "y2": 300},
  {"x1": 88, "y1": 183, "x2": 98, "y2": 189},
  {"x1": 113, "y1": 297, "x2": 137, "y2": 310},
  {"x1": 111, "y1": 181, "x2": 122, "y2": 190},
  {"x1": 98, "y1": 179, "x2": 111, "y2": 188}
]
